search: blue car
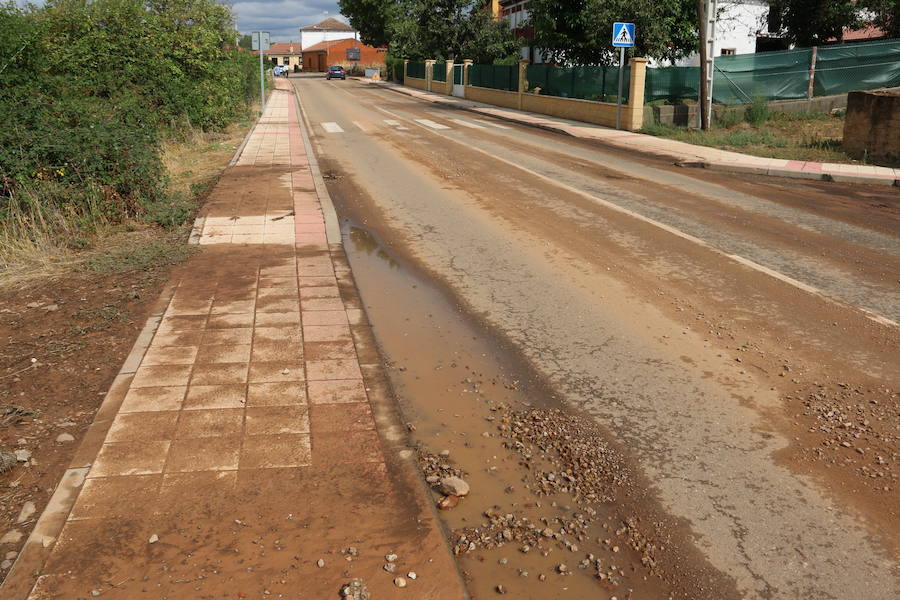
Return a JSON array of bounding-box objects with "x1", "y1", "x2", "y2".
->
[{"x1": 326, "y1": 65, "x2": 346, "y2": 80}]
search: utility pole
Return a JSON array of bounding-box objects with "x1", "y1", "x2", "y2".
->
[
  {"x1": 697, "y1": 0, "x2": 717, "y2": 130},
  {"x1": 252, "y1": 31, "x2": 270, "y2": 114}
]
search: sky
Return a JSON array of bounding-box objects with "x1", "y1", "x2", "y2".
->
[{"x1": 232, "y1": 0, "x2": 347, "y2": 42}]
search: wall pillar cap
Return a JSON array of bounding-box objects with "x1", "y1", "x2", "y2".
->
[{"x1": 630, "y1": 57, "x2": 649, "y2": 64}]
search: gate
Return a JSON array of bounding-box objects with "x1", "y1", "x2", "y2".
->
[{"x1": 452, "y1": 64, "x2": 465, "y2": 97}]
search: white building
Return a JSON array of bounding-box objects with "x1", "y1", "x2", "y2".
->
[
  {"x1": 662, "y1": 0, "x2": 771, "y2": 66},
  {"x1": 299, "y1": 17, "x2": 358, "y2": 51}
]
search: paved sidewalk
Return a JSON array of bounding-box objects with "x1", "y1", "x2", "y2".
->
[
  {"x1": 368, "y1": 80, "x2": 900, "y2": 186},
  {"x1": 3, "y1": 79, "x2": 464, "y2": 599}
]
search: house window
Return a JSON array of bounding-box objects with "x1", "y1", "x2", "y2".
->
[{"x1": 720, "y1": 48, "x2": 736, "y2": 56}]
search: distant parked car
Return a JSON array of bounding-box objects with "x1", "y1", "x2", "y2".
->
[{"x1": 326, "y1": 66, "x2": 346, "y2": 80}]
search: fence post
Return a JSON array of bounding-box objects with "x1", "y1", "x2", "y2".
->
[
  {"x1": 425, "y1": 59, "x2": 435, "y2": 92},
  {"x1": 807, "y1": 46, "x2": 818, "y2": 99},
  {"x1": 626, "y1": 57, "x2": 648, "y2": 131},
  {"x1": 463, "y1": 59, "x2": 473, "y2": 87},
  {"x1": 403, "y1": 59, "x2": 409, "y2": 86},
  {"x1": 445, "y1": 59, "x2": 454, "y2": 95},
  {"x1": 517, "y1": 59, "x2": 528, "y2": 110}
]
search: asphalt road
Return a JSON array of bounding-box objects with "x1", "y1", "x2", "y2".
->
[{"x1": 291, "y1": 73, "x2": 899, "y2": 599}]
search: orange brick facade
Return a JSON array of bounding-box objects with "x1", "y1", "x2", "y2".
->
[{"x1": 301, "y1": 39, "x2": 386, "y2": 72}]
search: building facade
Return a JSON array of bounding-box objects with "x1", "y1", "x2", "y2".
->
[
  {"x1": 253, "y1": 42, "x2": 303, "y2": 71},
  {"x1": 299, "y1": 17, "x2": 358, "y2": 51},
  {"x1": 301, "y1": 38, "x2": 386, "y2": 72}
]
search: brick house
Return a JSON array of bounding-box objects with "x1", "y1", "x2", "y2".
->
[
  {"x1": 253, "y1": 42, "x2": 303, "y2": 72},
  {"x1": 301, "y1": 38, "x2": 386, "y2": 72}
]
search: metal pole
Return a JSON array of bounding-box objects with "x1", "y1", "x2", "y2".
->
[
  {"x1": 807, "y1": 46, "x2": 817, "y2": 99},
  {"x1": 706, "y1": 0, "x2": 717, "y2": 127},
  {"x1": 616, "y1": 46, "x2": 625, "y2": 130},
  {"x1": 259, "y1": 40, "x2": 265, "y2": 114}
]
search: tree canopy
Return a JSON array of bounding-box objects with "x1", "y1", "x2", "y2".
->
[{"x1": 768, "y1": 0, "x2": 861, "y2": 46}]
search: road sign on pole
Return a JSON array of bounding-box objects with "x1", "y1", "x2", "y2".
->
[
  {"x1": 252, "y1": 31, "x2": 270, "y2": 113},
  {"x1": 612, "y1": 23, "x2": 635, "y2": 130}
]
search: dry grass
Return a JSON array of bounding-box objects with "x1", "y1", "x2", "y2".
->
[{"x1": 0, "y1": 115, "x2": 255, "y2": 290}]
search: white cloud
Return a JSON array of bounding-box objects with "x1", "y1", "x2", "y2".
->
[{"x1": 232, "y1": 0, "x2": 348, "y2": 42}]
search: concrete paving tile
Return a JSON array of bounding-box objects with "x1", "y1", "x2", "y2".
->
[
  {"x1": 302, "y1": 324, "x2": 352, "y2": 342},
  {"x1": 166, "y1": 299, "x2": 213, "y2": 316},
  {"x1": 120, "y1": 386, "x2": 187, "y2": 412},
  {"x1": 211, "y1": 299, "x2": 256, "y2": 314},
  {"x1": 301, "y1": 310, "x2": 349, "y2": 326},
  {"x1": 256, "y1": 287, "x2": 298, "y2": 299},
  {"x1": 157, "y1": 471, "x2": 237, "y2": 513},
  {"x1": 310, "y1": 403, "x2": 375, "y2": 433},
  {"x1": 253, "y1": 326, "x2": 303, "y2": 343},
  {"x1": 196, "y1": 343, "x2": 252, "y2": 364},
  {"x1": 303, "y1": 340, "x2": 357, "y2": 361},
  {"x1": 251, "y1": 340, "x2": 304, "y2": 362},
  {"x1": 312, "y1": 430, "x2": 382, "y2": 465},
  {"x1": 254, "y1": 311, "x2": 301, "y2": 326},
  {"x1": 151, "y1": 330, "x2": 205, "y2": 347},
  {"x1": 202, "y1": 328, "x2": 253, "y2": 345},
  {"x1": 240, "y1": 434, "x2": 311, "y2": 469},
  {"x1": 296, "y1": 276, "x2": 337, "y2": 288},
  {"x1": 248, "y1": 362, "x2": 305, "y2": 383},
  {"x1": 70, "y1": 474, "x2": 161, "y2": 519},
  {"x1": 305, "y1": 359, "x2": 362, "y2": 381},
  {"x1": 165, "y1": 436, "x2": 241, "y2": 472},
  {"x1": 141, "y1": 345, "x2": 199, "y2": 366},
  {"x1": 183, "y1": 384, "x2": 247, "y2": 410},
  {"x1": 157, "y1": 314, "x2": 207, "y2": 332},
  {"x1": 207, "y1": 312, "x2": 255, "y2": 329},
  {"x1": 107, "y1": 411, "x2": 179, "y2": 442},
  {"x1": 247, "y1": 381, "x2": 307, "y2": 406},
  {"x1": 307, "y1": 379, "x2": 368, "y2": 404},
  {"x1": 301, "y1": 297, "x2": 345, "y2": 311},
  {"x1": 176, "y1": 409, "x2": 244, "y2": 439},
  {"x1": 255, "y1": 296, "x2": 299, "y2": 312},
  {"x1": 258, "y1": 276, "x2": 299, "y2": 289},
  {"x1": 90, "y1": 441, "x2": 170, "y2": 477},
  {"x1": 299, "y1": 286, "x2": 340, "y2": 300},
  {"x1": 190, "y1": 363, "x2": 249, "y2": 385},
  {"x1": 246, "y1": 405, "x2": 310, "y2": 435}
]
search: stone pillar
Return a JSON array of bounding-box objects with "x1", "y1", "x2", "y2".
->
[
  {"x1": 403, "y1": 59, "x2": 409, "y2": 85},
  {"x1": 463, "y1": 59, "x2": 473, "y2": 87},
  {"x1": 626, "y1": 57, "x2": 648, "y2": 131},
  {"x1": 517, "y1": 59, "x2": 528, "y2": 110},
  {"x1": 445, "y1": 59, "x2": 454, "y2": 95},
  {"x1": 425, "y1": 59, "x2": 436, "y2": 92}
]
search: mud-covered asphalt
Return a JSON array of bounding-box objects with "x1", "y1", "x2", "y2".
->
[{"x1": 291, "y1": 74, "x2": 899, "y2": 599}]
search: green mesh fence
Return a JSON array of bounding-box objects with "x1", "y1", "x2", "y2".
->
[
  {"x1": 645, "y1": 38, "x2": 900, "y2": 105},
  {"x1": 432, "y1": 63, "x2": 448, "y2": 82},
  {"x1": 407, "y1": 61, "x2": 426, "y2": 79},
  {"x1": 469, "y1": 64, "x2": 518, "y2": 91},
  {"x1": 526, "y1": 64, "x2": 630, "y2": 102}
]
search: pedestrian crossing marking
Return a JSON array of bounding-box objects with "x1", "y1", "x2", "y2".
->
[
  {"x1": 321, "y1": 122, "x2": 344, "y2": 133},
  {"x1": 352, "y1": 120, "x2": 371, "y2": 133},
  {"x1": 415, "y1": 119, "x2": 451, "y2": 130},
  {"x1": 383, "y1": 119, "x2": 409, "y2": 130},
  {"x1": 473, "y1": 119, "x2": 511, "y2": 129},
  {"x1": 450, "y1": 119, "x2": 486, "y2": 129}
]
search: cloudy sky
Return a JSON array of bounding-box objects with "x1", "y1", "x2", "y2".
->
[{"x1": 232, "y1": 0, "x2": 347, "y2": 42}]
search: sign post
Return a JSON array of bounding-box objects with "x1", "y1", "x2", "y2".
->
[
  {"x1": 612, "y1": 22, "x2": 635, "y2": 130},
  {"x1": 251, "y1": 31, "x2": 270, "y2": 113}
]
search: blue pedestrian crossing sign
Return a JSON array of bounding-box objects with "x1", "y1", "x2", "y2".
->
[{"x1": 612, "y1": 23, "x2": 635, "y2": 47}]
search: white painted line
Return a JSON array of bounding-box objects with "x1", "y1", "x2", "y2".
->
[
  {"x1": 321, "y1": 122, "x2": 344, "y2": 133},
  {"x1": 383, "y1": 119, "x2": 409, "y2": 131},
  {"x1": 352, "y1": 120, "x2": 371, "y2": 133},
  {"x1": 376, "y1": 104, "x2": 898, "y2": 329},
  {"x1": 473, "y1": 119, "x2": 511, "y2": 129},
  {"x1": 450, "y1": 118, "x2": 486, "y2": 129},
  {"x1": 414, "y1": 118, "x2": 451, "y2": 130}
]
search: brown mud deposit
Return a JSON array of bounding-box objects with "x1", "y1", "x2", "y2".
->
[{"x1": 334, "y1": 212, "x2": 741, "y2": 599}]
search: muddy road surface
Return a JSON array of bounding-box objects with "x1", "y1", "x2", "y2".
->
[{"x1": 291, "y1": 74, "x2": 899, "y2": 600}]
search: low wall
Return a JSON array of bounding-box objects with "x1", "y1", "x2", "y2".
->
[
  {"x1": 465, "y1": 86, "x2": 519, "y2": 110},
  {"x1": 405, "y1": 76, "x2": 427, "y2": 91},
  {"x1": 843, "y1": 90, "x2": 900, "y2": 163},
  {"x1": 431, "y1": 80, "x2": 451, "y2": 95},
  {"x1": 522, "y1": 93, "x2": 640, "y2": 130}
]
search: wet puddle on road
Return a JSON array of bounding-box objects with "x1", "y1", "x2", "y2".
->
[{"x1": 341, "y1": 222, "x2": 678, "y2": 599}]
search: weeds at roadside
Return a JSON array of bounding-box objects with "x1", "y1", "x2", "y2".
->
[{"x1": 84, "y1": 237, "x2": 195, "y2": 275}]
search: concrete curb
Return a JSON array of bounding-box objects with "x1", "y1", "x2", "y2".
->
[
  {"x1": 371, "y1": 81, "x2": 900, "y2": 187},
  {"x1": 0, "y1": 283, "x2": 178, "y2": 599},
  {"x1": 290, "y1": 85, "x2": 342, "y2": 245}
]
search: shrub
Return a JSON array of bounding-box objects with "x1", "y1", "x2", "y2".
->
[{"x1": 745, "y1": 97, "x2": 771, "y2": 127}]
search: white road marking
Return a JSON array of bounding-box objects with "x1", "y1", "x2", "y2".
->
[
  {"x1": 450, "y1": 118, "x2": 486, "y2": 129},
  {"x1": 414, "y1": 119, "x2": 451, "y2": 130},
  {"x1": 374, "y1": 104, "x2": 898, "y2": 329},
  {"x1": 321, "y1": 122, "x2": 344, "y2": 133},
  {"x1": 473, "y1": 119, "x2": 511, "y2": 129},
  {"x1": 383, "y1": 119, "x2": 409, "y2": 130},
  {"x1": 352, "y1": 121, "x2": 371, "y2": 133}
]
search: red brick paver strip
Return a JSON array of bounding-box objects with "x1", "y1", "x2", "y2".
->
[{"x1": 7, "y1": 79, "x2": 464, "y2": 600}]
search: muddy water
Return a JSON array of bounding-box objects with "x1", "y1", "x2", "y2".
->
[{"x1": 341, "y1": 222, "x2": 682, "y2": 599}]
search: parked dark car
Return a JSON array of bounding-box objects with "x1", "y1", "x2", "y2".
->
[{"x1": 326, "y1": 66, "x2": 346, "y2": 80}]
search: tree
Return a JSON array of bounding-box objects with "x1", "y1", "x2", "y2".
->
[
  {"x1": 238, "y1": 33, "x2": 252, "y2": 50},
  {"x1": 527, "y1": 0, "x2": 698, "y2": 65},
  {"x1": 863, "y1": 0, "x2": 900, "y2": 38},
  {"x1": 767, "y1": 0, "x2": 860, "y2": 46},
  {"x1": 338, "y1": 0, "x2": 394, "y2": 46}
]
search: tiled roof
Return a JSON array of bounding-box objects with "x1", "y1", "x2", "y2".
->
[{"x1": 300, "y1": 17, "x2": 355, "y2": 32}]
